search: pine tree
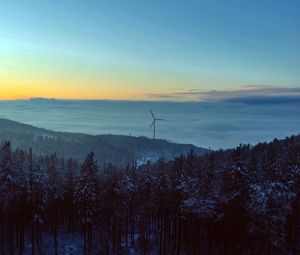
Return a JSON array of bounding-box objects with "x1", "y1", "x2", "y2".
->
[{"x1": 75, "y1": 152, "x2": 98, "y2": 255}]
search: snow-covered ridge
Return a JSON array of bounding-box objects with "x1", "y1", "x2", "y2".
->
[{"x1": 0, "y1": 118, "x2": 209, "y2": 166}]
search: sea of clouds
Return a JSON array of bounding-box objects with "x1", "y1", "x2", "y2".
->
[{"x1": 0, "y1": 92, "x2": 299, "y2": 149}]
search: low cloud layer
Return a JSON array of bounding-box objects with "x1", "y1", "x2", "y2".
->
[
  {"x1": 145, "y1": 85, "x2": 300, "y2": 104},
  {"x1": 0, "y1": 99, "x2": 299, "y2": 149}
]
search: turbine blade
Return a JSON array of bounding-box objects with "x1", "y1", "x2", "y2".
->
[
  {"x1": 149, "y1": 120, "x2": 155, "y2": 129},
  {"x1": 150, "y1": 109, "x2": 155, "y2": 119}
]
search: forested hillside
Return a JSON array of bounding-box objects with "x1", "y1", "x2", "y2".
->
[
  {"x1": 0, "y1": 134, "x2": 299, "y2": 254},
  {"x1": 0, "y1": 118, "x2": 208, "y2": 166}
]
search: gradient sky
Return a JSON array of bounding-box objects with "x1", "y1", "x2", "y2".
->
[{"x1": 0, "y1": 0, "x2": 299, "y2": 100}]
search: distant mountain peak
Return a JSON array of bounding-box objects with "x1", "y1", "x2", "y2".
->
[{"x1": 30, "y1": 97, "x2": 59, "y2": 101}]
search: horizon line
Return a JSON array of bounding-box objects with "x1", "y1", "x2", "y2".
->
[{"x1": 0, "y1": 97, "x2": 207, "y2": 103}]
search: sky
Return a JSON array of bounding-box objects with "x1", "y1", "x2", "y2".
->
[{"x1": 0, "y1": 0, "x2": 300, "y2": 100}]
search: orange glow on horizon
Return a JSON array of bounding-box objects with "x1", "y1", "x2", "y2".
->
[
  {"x1": 0, "y1": 70, "x2": 190, "y2": 101},
  {"x1": 0, "y1": 81, "x2": 155, "y2": 101},
  {"x1": 0, "y1": 87, "x2": 137, "y2": 100}
]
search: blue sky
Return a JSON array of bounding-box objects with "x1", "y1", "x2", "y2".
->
[{"x1": 0, "y1": 0, "x2": 299, "y2": 99}]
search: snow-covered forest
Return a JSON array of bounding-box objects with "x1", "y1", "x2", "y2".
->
[{"x1": 0, "y1": 134, "x2": 300, "y2": 255}]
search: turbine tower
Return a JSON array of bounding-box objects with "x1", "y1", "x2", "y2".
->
[{"x1": 149, "y1": 110, "x2": 165, "y2": 139}]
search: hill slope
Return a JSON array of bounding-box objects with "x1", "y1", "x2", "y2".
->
[{"x1": 0, "y1": 118, "x2": 208, "y2": 166}]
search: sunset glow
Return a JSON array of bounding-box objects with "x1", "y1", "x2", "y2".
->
[{"x1": 1, "y1": 1, "x2": 299, "y2": 100}]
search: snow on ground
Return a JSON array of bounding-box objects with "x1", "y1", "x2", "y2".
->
[{"x1": 23, "y1": 232, "x2": 83, "y2": 255}]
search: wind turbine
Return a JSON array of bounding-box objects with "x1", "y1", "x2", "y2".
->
[{"x1": 149, "y1": 110, "x2": 165, "y2": 139}]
